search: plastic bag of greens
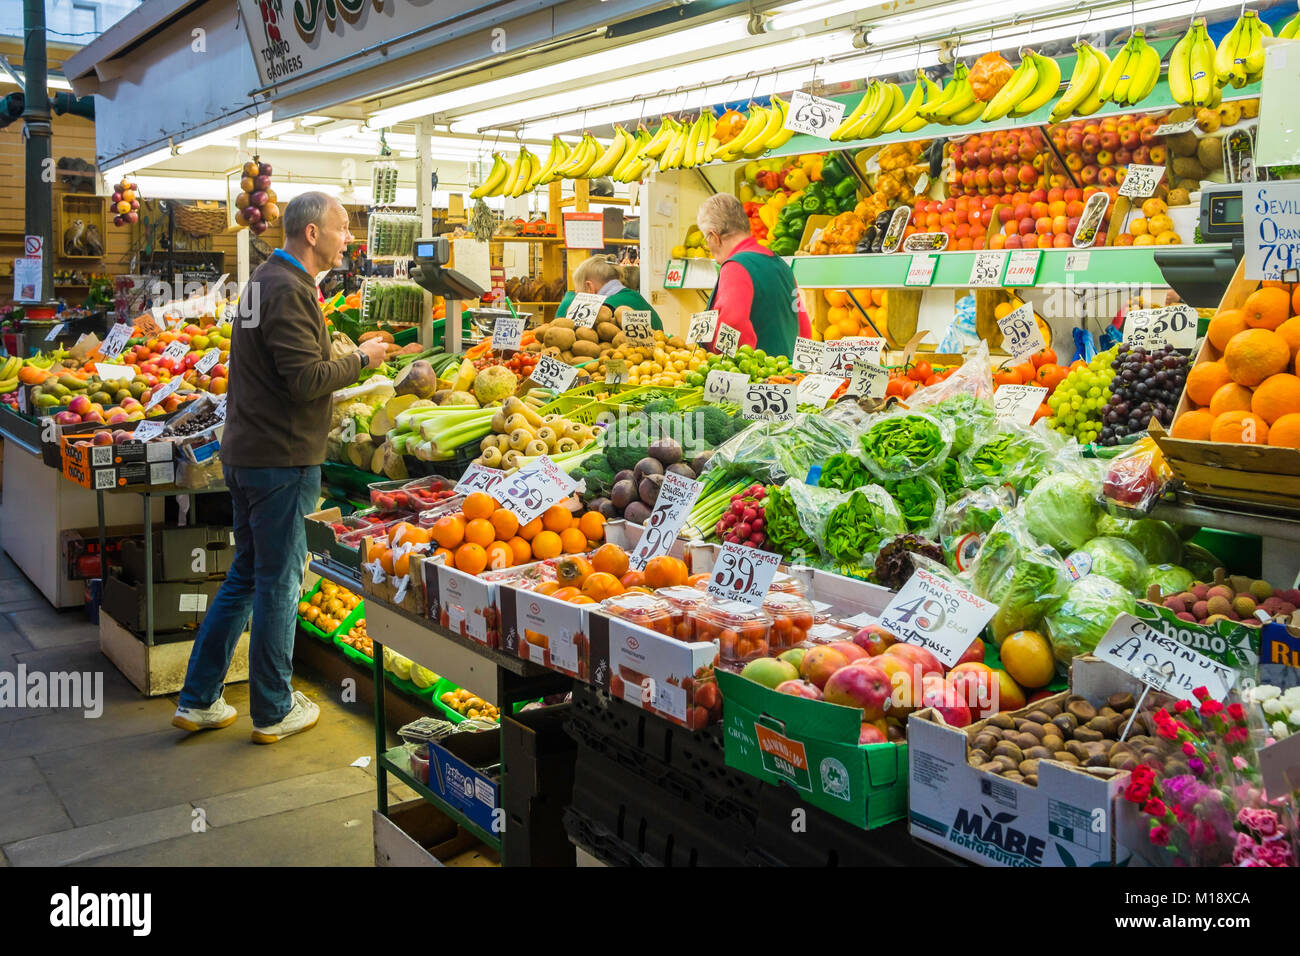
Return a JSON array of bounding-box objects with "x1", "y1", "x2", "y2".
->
[
  {"x1": 909, "y1": 340, "x2": 995, "y2": 409},
  {"x1": 960, "y1": 420, "x2": 1072, "y2": 495},
  {"x1": 858, "y1": 409, "x2": 953, "y2": 481},
  {"x1": 708, "y1": 413, "x2": 854, "y2": 485},
  {"x1": 1094, "y1": 513, "x2": 1184, "y2": 566},
  {"x1": 883, "y1": 474, "x2": 946, "y2": 539},
  {"x1": 968, "y1": 512, "x2": 1072, "y2": 645},
  {"x1": 763, "y1": 483, "x2": 820, "y2": 563},
  {"x1": 940, "y1": 485, "x2": 1018, "y2": 573},
  {"x1": 1044, "y1": 574, "x2": 1136, "y2": 670},
  {"x1": 817, "y1": 449, "x2": 872, "y2": 492},
  {"x1": 1021, "y1": 460, "x2": 1105, "y2": 556},
  {"x1": 1065, "y1": 535, "x2": 1148, "y2": 593},
  {"x1": 788, "y1": 481, "x2": 904, "y2": 566}
]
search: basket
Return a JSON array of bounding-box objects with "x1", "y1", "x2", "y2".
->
[{"x1": 173, "y1": 201, "x2": 230, "y2": 238}]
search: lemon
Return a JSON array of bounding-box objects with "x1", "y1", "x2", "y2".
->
[{"x1": 671, "y1": 244, "x2": 688, "y2": 258}]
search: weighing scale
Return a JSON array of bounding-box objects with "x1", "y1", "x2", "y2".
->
[
  {"x1": 1152, "y1": 184, "x2": 1247, "y2": 309},
  {"x1": 406, "y1": 236, "x2": 485, "y2": 355}
]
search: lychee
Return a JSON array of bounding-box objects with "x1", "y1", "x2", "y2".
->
[
  {"x1": 1175, "y1": 590, "x2": 1197, "y2": 606},
  {"x1": 1191, "y1": 584, "x2": 1210, "y2": 601},
  {"x1": 1206, "y1": 595, "x2": 1232, "y2": 618},
  {"x1": 1193, "y1": 600, "x2": 1210, "y2": 620},
  {"x1": 1280, "y1": 602, "x2": 1297, "y2": 616},
  {"x1": 1176, "y1": 611, "x2": 1197, "y2": 623},
  {"x1": 1280, "y1": 589, "x2": 1300, "y2": 606},
  {"x1": 1262, "y1": 596, "x2": 1284, "y2": 615},
  {"x1": 1249, "y1": 580, "x2": 1273, "y2": 601},
  {"x1": 1205, "y1": 614, "x2": 1230, "y2": 625},
  {"x1": 1207, "y1": 585, "x2": 1234, "y2": 602},
  {"x1": 1232, "y1": 595, "x2": 1257, "y2": 618},
  {"x1": 1165, "y1": 597, "x2": 1187, "y2": 615}
]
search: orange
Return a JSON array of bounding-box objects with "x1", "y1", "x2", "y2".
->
[
  {"x1": 591, "y1": 543, "x2": 629, "y2": 578},
  {"x1": 560, "y1": 527, "x2": 589, "y2": 554},
  {"x1": 507, "y1": 536, "x2": 532, "y2": 565},
  {"x1": 556, "y1": 555, "x2": 594, "y2": 587},
  {"x1": 1207, "y1": 309, "x2": 1248, "y2": 351},
  {"x1": 1210, "y1": 410, "x2": 1269, "y2": 444},
  {"x1": 687, "y1": 572, "x2": 711, "y2": 587},
  {"x1": 644, "y1": 555, "x2": 689, "y2": 589},
  {"x1": 464, "y1": 518, "x2": 496, "y2": 548},
  {"x1": 1268, "y1": 413, "x2": 1300, "y2": 448},
  {"x1": 578, "y1": 511, "x2": 606, "y2": 543},
  {"x1": 394, "y1": 551, "x2": 412, "y2": 577},
  {"x1": 1225, "y1": 329, "x2": 1291, "y2": 386},
  {"x1": 823, "y1": 289, "x2": 848, "y2": 308},
  {"x1": 462, "y1": 492, "x2": 497, "y2": 521},
  {"x1": 453, "y1": 542, "x2": 487, "y2": 575},
  {"x1": 431, "y1": 515, "x2": 465, "y2": 550},
  {"x1": 1170, "y1": 409, "x2": 1215, "y2": 440},
  {"x1": 998, "y1": 630, "x2": 1055, "y2": 689},
  {"x1": 485, "y1": 541, "x2": 515, "y2": 570},
  {"x1": 582, "y1": 572, "x2": 625, "y2": 601},
  {"x1": 567, "y1": 595, "x2": 597, "y2": 605},
  {"x1": 1275, "y1": 316, "x2": 1300, "y2": 358},
  {"x1": 1294, "y1": 285, "x2": 1300, "y2": 316},
  {"x1": 531, "y1": 530, "x2": 563, "y2": 559},
  {"x1": 1209, "y1": 382, "x2": 1255, "y2": 416},
  {"x1": 1250, "y1": 373, "x2": 1300, "y2": 425},
  {"x1": 541, "y1": 505, "x2": 573, "y2": 532},
  {"x1": 433, "y1": 547, "x2": 454, "y2": 566},
  {"x1": 379, "y1": 549, "x2": 395, "y2": 575},
  {"x1": 518, "y1": 516, "x2": 543, "y2": 541},
  {"x1": 1185, "y1": 361, "x2": 1233, "y2": 406},
  {"x1": 1242, "y1": 287, "x2": 1291, "y2": 331},
  {"x1": 489, "y1": 508, "x2": 519, "y2": 541},
  {"x1": 366, "y1": 540, "x2": 387, "y2": 564}
]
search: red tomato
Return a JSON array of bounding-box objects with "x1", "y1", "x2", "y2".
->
[
  {"x1": 898, "y1": 379, "x2": 918, "y2": 397},
  {"x1": 1032, "y1": 347, "x2": 1058, "y2": 368},
  {"x1": 993, "y1": 368, "x2": 1020, "y2": 387},
  {"x1": 886, "y1": 377, "x2": 906, "y2": 397},
  {"x1": 908, "y1": 361, "x2": 932, "y2": 382},
  {"x1": 924, "y1": 374, "x2": 940, "y2": 386}
]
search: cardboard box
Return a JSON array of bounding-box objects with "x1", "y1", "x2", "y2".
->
[
  {"x1": 101, "y1": 570, "x2": 223, "y2": 633},
  {"x1": 587, "y1": 611, "x2": 717, "y2": 729},
  {"x1": 717, "y1": 668, "x2": 908, "y2": 829},
  {"x1": 428, "y1": 560, "x2": 503, "y2": 648},
  {"x1": 425, "y1": 730, "x2": 502, "y2": 839},
  {"x1": 908, "y1": 657, "x2": 1148, "y2": 867},
  {"x1": 119, "y1": 526, "x2": 234, "y2": 582},
  {"x1": 359, "y1": 535, "x2": 428, "y2": 615},
  {"x1": 60, "y1": 429, "x2": 176, "y2": 489},
  {"x1": 499, "y1": 585, "x2": 590, "y2": 679}
]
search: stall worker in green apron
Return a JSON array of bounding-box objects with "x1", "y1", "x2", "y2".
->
[
  {"x1": 557, "y1": 256, "x2": 663, "y2": 330},
  {"x1": 697, "y1": 193, "x2": 810, "y2": 358}
]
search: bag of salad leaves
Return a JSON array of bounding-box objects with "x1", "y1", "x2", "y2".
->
[
  {"x1": 788, "y1": 481, "x2": 904, "y2": 567},
  {"x1": 882, "y1": 474, "x2": 946, "y2": 540},
  {"x1": 939, "y1": 485, "x2": 1018, "y2": 573},
  {"x1": 968, "y1": 511, "x2": 1072, "y2": 645},
  {"x1": 858, "y1": 409, "x2": 953, "y2": 481}
]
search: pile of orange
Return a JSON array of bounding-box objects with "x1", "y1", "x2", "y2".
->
[
  {"x1": 427, "y1": 492, "x2": 607, "y2": 576},
  {"x1": 1171, "y1": 282, "x2": 1300, "y2": 449},
  {"x1": 819, "y1": 288, "x2": 886, "y2": 341}
]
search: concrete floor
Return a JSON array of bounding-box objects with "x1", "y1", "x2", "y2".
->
[{"x1": 0, "y1": 553, "x2": 415, "y2": 866}]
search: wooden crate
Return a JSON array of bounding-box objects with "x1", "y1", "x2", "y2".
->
[{"x1": 58, "y1": 193, "x2": 107, "y2": 261}]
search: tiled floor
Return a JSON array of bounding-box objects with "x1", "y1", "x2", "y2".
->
[{"x1": 0, "y1": 552, "x2": 412, "y2": 866}]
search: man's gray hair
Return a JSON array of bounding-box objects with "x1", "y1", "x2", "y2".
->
[
  {"x1": 283, "y1": 191, "x2": 338, "y2": 238},
  {"x1": 697, "y1": 193, "x2": 751, "y2": 239}
]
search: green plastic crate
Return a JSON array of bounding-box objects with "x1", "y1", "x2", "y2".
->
[{"x1": 297, "y1": 581, "x2": 364, "y2": 642}]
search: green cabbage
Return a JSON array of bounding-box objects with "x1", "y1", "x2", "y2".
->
[
  {"x1": 1067, "y1": 536, "x2": 1148, "y2": 593},
  {"x1": 1045, "y1": 575, "x2": 1136, "y2": 669},
  {"x1": 1023, "y1": 470, "x2": 1101, "y2": 555},
  {"x1": 1143, "y1": 563, "x2": 1195, "y2": 597},
  {"x1": 1096, "y1": 514, "x2": 1183, "y2": 565}
]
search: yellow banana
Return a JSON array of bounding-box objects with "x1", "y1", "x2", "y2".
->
[
  {"x1": 982, "y1": 54, "x2": 1039, "y2": 121},
  {"x1": 1190, "y1": 20, "x2": 1217, "y2": 106},
  {"x1": 1281, "y1": 7, "x2": 1300, "y2": 39},
  {"x1": 1125, "y1": 32, "x2": 1161, "y2": 105},
  {"x1": 1243, "y1": 11, "x2": 1267, "y2": 81},
  {"x1": 763, "y1": 96, "x2": 796, "y2": 151},
  {"x1": 641, "y1": 119, "x2": 674, "y2": 160},
  {"x1": 881, "y1": 74, "x2": 926, "y2": 134},
  {"x1": 470, "y1": 153, "x2": 508, "y2": 198},
  {"x1": 1098, "y1": 36, "x2": 1132, "y2": 102},
  {"x1": 936, "y1": 64, "x2": 975, "y2": 120},
  {"x1": 743, "y1": 103, "x2": 782, "y2": 156},
  {"x1": 721, "y1": 105, "x2": 769, "y2": 159},
  {"x1": 916, "y1": 77, "x2": 952, "y2": 122},
  {"x1": 831, "y1": 83, "x2": 876, "y2": 140},
  {"x1": 855, "y1": 82, "x2": 902, "y2": 139},
  {"x1": 587, "y1": 127, "x2": 629, "y2": 178},
  {"x1": 1011, "y1": 51, "x2": 1060, "y2": 117},
  {"x1": 1216, "y1": 14, "x2": 1248, "y2": 88},
  {"x1": 1167, "y1": 21, "x2": 1198, "y2": 106},
  {"x1": 1051, "y1": 43, "x2": 1100, "y2": 122}
]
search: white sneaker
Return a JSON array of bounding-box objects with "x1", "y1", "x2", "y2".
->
[
  {"x1": 172, "y1": 697, "x2": 238, "y2": 732},
  {"x1": 250, "y1": 691, "x2": 320, "y2": 744}
]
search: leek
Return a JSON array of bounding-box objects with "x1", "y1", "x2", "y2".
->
[{"x1": 418, "y1": 408, "x2": 496, "y2": 452}]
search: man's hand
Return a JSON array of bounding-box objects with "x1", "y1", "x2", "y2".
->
[{"x1": 358, "y1": 338, "x2": 387, "y2": 368}]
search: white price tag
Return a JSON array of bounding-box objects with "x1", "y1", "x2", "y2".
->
[
  {"x1": 1153, "y1": 118, "x2": 1198, "y2": 136},
  {"x1": 686, "y1": 310, "x2": 719, "y2": 347},
  {"x1": 1123, "y1": 304, "x2": 1199, "y2": 351},
  {"x1": 214, "y1": 396, "x2": 227, "y2": 421},
  {"x1": 455, "y1": 462, "x2": 506, "y2": 497},
  {"x1": 784, "y1": 90, "x2": 847, "y2": 138},
  {"x1": 131, "y1": 419, "x2": 166, "y2": 442},
  {"x1": 848, "y1": 362, "x2": 890, "y2": 399},
  {"x1": 968, "y1": 251, "x2": 1006, "y2": 287},
  {"x1": 567, "y1": 293, "x2": 605, "y2": 329},
  {"x1": 627, "y1": 472, "x2": 705, "y2": 570},
  {"x1": 1094, "y1": 613, "x2": 1236, "y2": 702},
  {"x1": 796, "y1": 373, "x2": 846, "y2": 408},
  {"x1": 95, "y1": 363, "x2": 135, "y2": 381},
  {"x1": 162, "y1": 340, "x2": 190, "y2": 363},
  {"x1": 604, "y1": 359, "x2": 629, "y2": 385},
  {"x1": 1119, "y1": 164, "x2": 1165, "y2": 199},
  {"x1": 993, "y1": 383, "x2": 1048, "y2": 425},
  {"x1": 620, "y1": 311, "x2": 654, "y2": 345},
  {"x1": 528, "y1": 355, "x2": 579, "y2": 392},
  {"x1": 195, "y1": 348, "x2": 220, "y2": 375},
  {"x1": 496, "y1": 456, "x2": 579, "y2": 525},
  {"x1": 715, "y1": 323, "x2": 741, "y2": 357},
  {"x1": 822, "y1": 337, "x2": 883, "y2": 375},
  {"x1": 996, "y1": 303, "x2": 1045, "y2": 363},
  {"x1": 707, "y1": 544, "x2": 782, "y2": 607},
  {"x1": 492, "y1": 316, "x2": 525, "y2": 351},
  {"x1": 1073, "y1": 193, "x2": 1110, "y2": 248},
  {"x1": 1064, "y1": 251, "x2": 1091, "y2": 272},
  {"x1": 877, "y1": 565, "x2": 997, "y2": 669},
  {"x1": 742, "y1": 383, "x2": 795, "y2": 422},
  {"x1": 905, "y1": 255, "x2": 937, "y2": 286},
  {"x1": 45, "y1": 322, "x2": 65, "y2": 342},
  {"x1": 703, "y1": 369, "x2": 748, "y2": 404},
  {"x1": 98, "y1": 323, "x2": 132, "y2": 359},
  {"x1": 1004, "y1": 250, "x2": 1043, "y2": 287},
  {"x1": 1242, "y1": 182, "x2": 1300, "y2": 281},
  {"x1": 145, "y1": 378, "x2": 182, "y2": 410},
  {"x1": 791, "y1": 336, "x2": 826, "y2": 372}
]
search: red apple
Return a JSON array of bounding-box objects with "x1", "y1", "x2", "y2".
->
[
  {"x1": 1115, "y1": 147, "x2": 1133, "y2": 166},
  {"x1": 824, "y1": 661, "x2": 893, "y2": 722},
  {"x1": 1100, "y1": 131, "x2": 1120, "y2": 151},
  {"x1": 953, "y1": 637, "x2": 985, "y2": 668},
  {"x1": 1029, "y1": 187, "x2": 1048, "y2": 203},
  {"x1": 1080, "y1": 164, "x2": 1100, "y2": 185},
  {"x1": 1139, "y1": 125, "x2": 1159, "y2": 145},
  {"x1": 775, "y1": 679, "x2": 823, "y2": 700},
  {"x1": 1133, "y1": 145, "x2": 1151, "y2": 164},
  {"x1": 68, "y1": 395, "x2": 92, "y2": 416},
  {"x1": 1098, "y1": 166, "x2": 1117, "y2": 186},
  {"x1": 948, "y1": 662, "x2": 998, "y2": 717}
]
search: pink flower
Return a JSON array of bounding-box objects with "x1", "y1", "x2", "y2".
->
[
  {"x1": 1193, "y1": 686, "x2": 1210, "y2": 702},
  {"x1": 1257, "y1": 841, "x2": 1295, "y2": 867},
  {"x1": 1182, "y1": 741, "x2": 1197, "y2": 756},
  {"x1": 1233, "y1": 755, "x2": 1249, "y2": 771},
  {"x1": 1143, "y1": 798, "x2": 1167, "y2": 818},
  {"x1": 1238, "y1": 807, "x2": 1281, "y2": 838},
  {"x1": 1150, "y1": 824, "x2": 1172, "y2": 846},
  {"x1": 1227, "y1": 702, "x2": 1245, "y2": 721}
]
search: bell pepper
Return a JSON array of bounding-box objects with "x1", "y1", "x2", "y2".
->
[
  {"x1": 759, "y1": 204, "x2": 779, "y2": 230},
  {"x1": 772, "y1": 221, "x2": 789, "y2": 240},
  {"x1": 771, "y1": 237, "x2": 799, "y2": 256},
  {"x1": 833, "y1": 176, "x2": 859, "y2": 201},
  {"x1": 783, "y1": 168, "x2": 810, "y2": 191},
  {"x1": 819, "y1": 155, "x2": 845, "y2": 185},
  {"x1": 801, "y1": 194, "x2": 824, "y2": 214},
  {"x1": 785, "y1": 212, "x2": 807, "y2": 236}
]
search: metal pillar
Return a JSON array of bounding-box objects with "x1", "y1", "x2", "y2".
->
[{"x1": 21, "y1": 0, "x2": 55, "y2": 315}]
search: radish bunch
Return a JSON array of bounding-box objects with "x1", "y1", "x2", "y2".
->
[{"x1": 716, "y1": 484, "x2": 768, "y2": 548}]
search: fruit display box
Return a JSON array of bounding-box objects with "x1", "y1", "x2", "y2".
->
[
  {"x1": 59, "y1": 424, "x2": 175, "y2": 490},
  {"x1": 717, "y1": 668, "x2": 908, "y2": 830},
  {"x1": 908, "y1": 656, "x2": 1148, "y2": 868},
  {"x1": 499, "y1": 584, "x2": 590, "y2": 680},
  {"x1": 1260, "y1": 616, "x2": 1300, "y2": 688},
  {"x1": 425, "y1": 727, "x2": 501, "y2": 839},
  {"x1": 425, "y1": 559, "x2": 507, "y2": 649},
  {"x1": 1151, "y1": 260, "x2": 1300, "y2": 513},
  {"x1": 359, "y1": 542, "x2": 429, "y2": 616}
]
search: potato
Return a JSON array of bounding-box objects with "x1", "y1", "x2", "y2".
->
[
  {"x1": 574, "y1": 326, "x2": 599, "y2": 343},
  {"x1": 595, "y1": 321, "x2": 621, "y2": 342},
  {"x1": 572, "y1": 340, "x2": 602, "y2": 358},
  {"x1": 551, "y1": 316, "x2": 575, "y2": 330}
]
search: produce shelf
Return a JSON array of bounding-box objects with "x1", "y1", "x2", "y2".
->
[{"x1": 379, "y1": 747, "x2": 502, "y2": 852}]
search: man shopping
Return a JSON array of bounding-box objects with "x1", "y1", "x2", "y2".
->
[{"x1": 173, "y1": 192, "x2": 387, "y2": 743}]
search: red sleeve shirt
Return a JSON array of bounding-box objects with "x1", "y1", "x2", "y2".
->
[{"x1": 710, "y1": 237, "x2": 811, "y2": 351}]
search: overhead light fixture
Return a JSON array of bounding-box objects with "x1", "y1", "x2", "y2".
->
[
  {"x1": 101, "y1": 144, "x2": 176, "y2": 183},
  {"x1": 0, "y1": 71, "x2": 75, "y2": 92},
  {"x1": 766, "y1": 0, "x2": 874, "y2": 32},
  {"x1": 175, "y1": 118, "x2": 257, "y2": 154}
]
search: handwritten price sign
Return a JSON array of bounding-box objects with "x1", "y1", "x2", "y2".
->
[
  {"x1": 1095, "y1": 613, "x2": 1236, "y2": 702},
  {"x1": 878, "y1": 565, "x2": 996, "y2": 668},
  {"x1": 686, "y1": 310, "x2": 720, "y2": 347},
  {"x1": 715, "y1": 323, "x2": 741, "y2": 357},
  {"x1": 1123, "y1": 304, "x2": 1198, "y2": 351},
  {"x1": 996, "y1": 303, "x2": 1045, "y2": 363},
  {"x1": 621, "y1": 311, "x2": 654, "y2": 346},
  {"x1": 791, "y1": 336, "x2": 826, "y2": 372},
  {"x1": 784, "y1": 90, "x2": 847, "y2": 138},
  {"x1": 455, "y1": 463, "x2": 506, "y2": 497},
  {"x1": 796, "y1": 373, "x2": 846, "y2": 408},
  {"x1": 144, "y1": 378, "x2": 182, "y2": 411},
  {"x1": 704, "y1": 369, "x2": 748, "y2": 404},
  {"x1": 1243, "y1": 182, "x2": 1300, "y2": 281},
  {"x1": 493, "y1": 316, "x2": 525, "y2": 351},
  {"x1": 98, "y1": 323, "x2": 132, "y2": 359},
  {"x1": 163, "y1": 340, "x2": 190, "y2": 363},
  {"x1": 529, "y1": 355, "x2": 579, "y2": 392},
  {"x1": 496, "y1": 456, "x2": 578, "y2": 526},
  {"x1": 823, "y1": 337, "x2": 883, "y2": 375},
  {"x1": 707, "y1": 544, "x2": 783, "y2": 607},
  {"x1": 1118, "y1": 164, "x2": 1165, "y2": 199},
  {"x1": 567, "y1": 293, "x2": 605, "y2": 329},
  {"x1": 742, "y1": 383, "x2": 795, "y2": 421},
  {"x1": 993, "y1": 383, "x2": 1048, "y2": 425},
  {"x1": 848, "y1": 362, "x2": 890, "y2": 399},
  {"x1": 195, "y1": 348, "x2": 221, "y2": 375},
  {"x1": 628, "y1": 472, "x2": 704, "y2": 570},
  {"x1": 968, "y1": 252, "x2": 1006, "y2": 287}
]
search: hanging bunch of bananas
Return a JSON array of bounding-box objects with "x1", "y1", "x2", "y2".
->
[
  {"x1": 981, "y1": 49, "x2": 1061, "y2": 121},
  {"x1": 1096, "y1": 29, "x2": 1160, "y2": 106},
  {"x1": 1049, "y1": 42, "x2": 1113, "y2": 121},
  {"x1": 1282, "y1": 2, "x2": 1300, "y2": 38},
  {"x1": 1215, "y1": 9, "x2": 1269, "y2": 89},
  {"x1": 833, "y1": 79, "x2": 903, "y2": 138},
  {"x1": 1168, "y1": 18, "x2": 1222, "y2": 107},
  {"x1": 470, "y1": 147, "x2": 543, "y2": 199},
  {"x1": 648, "y1": 96, "x2": 794, "y2": 169}
]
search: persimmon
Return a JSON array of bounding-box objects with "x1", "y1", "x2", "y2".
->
[
  {"x1": 644, "y1": 555, "x2": 688, "y2": 589},
  {"x1": 582, "y1": 572, "x2": 625, "y2": 601},
  {"x1": 592, "y1": 543, "x2": 629, "y2": 578}
]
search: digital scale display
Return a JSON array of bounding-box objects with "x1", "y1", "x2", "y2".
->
[
  {"x1": 1199, "y1": 184, "x2": 1244, "y2": 242},
  {"x1": 414, "y1": 240, "x2": 437, "y2": 259}
]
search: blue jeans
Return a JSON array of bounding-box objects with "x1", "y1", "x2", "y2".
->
[{"x1": 179, "y1": 465, "x2": 320, "y2": 726}]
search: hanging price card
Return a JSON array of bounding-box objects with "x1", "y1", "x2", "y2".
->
[
  {"x1": 604, "y1": 359, "x2": 629, "y2": 385},
  {"x1": 455, "y1": 463, "x2": 506, "y2": 497},
  {"x1": 620, "y1": 311, "x2": 654, "y2": 345},
  {"x1": 847, "y1": 362, "x2": 890, "y2": 399},
  {"x1": 528, "y1": 355, "x2": 579, "y2": 392},
  {"x1": 44, "y1": 322, "x2": 65, "y2": 342},
  {"x1": 877, "y1": 564, "x2": 996, "y2": 668},
  {"x1": 905, "y1": 254, "x2": 937, "y2": 286},
  {"x1": 967, "y1": 251, "x2": 1006, "y2": 287},
  {"x1": 195, "y1": 348, "x2": 221, "y2": 375},
  {"x1": 742, "y1": 383, "x2": 795, "y2": 421},
  {"x1": 98, "y1": 322, "x2": 132, "y2": 359},
  {"x1": 496, "y1": 456, "x2": 578, "y2": 525},
  {"x1": 707, "y1": 544, "x2": 783, "y2": 607},
  {"x1": 1154, "y1": 117, "x2": 1198, "y2": 136},
  {"x1": 686, "y1": 309, "x2": 719, "y2": 347},
  {"x1": 162, "y1": 340, "x2": 190, "y2": 362},
  {"x1": 1003, "y1": 249, "x2": 1043, "y2": 287},
  {"x1": 1242, "y1": 182, "x2": 1300, "y2": 281},
  {"x1": 1094, "y1": 613, "x2": 1236, "y2": 702},
  {"x1": 715, "y1": 323, "x2": 740, "y2": 357},
  {"x1": 628, "y1": 472, "x2": 705, "y2": 570},
  {"x1": 663, "y1": 258, "x2": 687, "y2": 289},
  {"x1": 996, "y1": 303, "x2": 1046, "y2": 363},
  {"x1": 1118, "y1": 164, "x2": 1165, "y2": 199},
  {"x1": 131, "y1": 419, "x2": 166, "y2": 442},
  {"x1": 1123, "y1": 304, "x2": 1199, "y2": 351},
  {"x1": 567, "y1": 293, "x2": 605, "y2": 328},
  {"x1": 796, "y1": 373, "x2": 847, "y2": 408},
  {"x1": 704, "y1": 369, "x2": 748, "y2": 404},
  {"x1": 136, "y1": 313, "x2": 162, "y2": 337},
  {"x1": 784, "y1": 90, "x2": 847, "y2": 138},
  {"x1": 493, "y1": 316, "x2": 525, "y2": 351},
  {"x1": 791, "y1": 336, "x2": 826, "y2": 372},
  {"x1": 144, "y1": 377, "x2": 182, "y2": 410},
  {"x1": 993, "y1": 383, "x2": 1048, "y2": 425}
]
